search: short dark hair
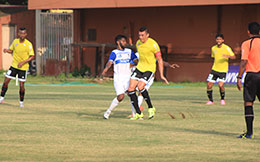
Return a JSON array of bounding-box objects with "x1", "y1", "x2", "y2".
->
[
  {"x1": 248, "y1": 22, "x2": 260, "y2": 35},
  {"x1": 19, "y1": 27, "x2": 26, "y2": 31},
  {"x1": 139, "y1": 26, "x2": 149, "y2": 33},
  {"x1": 215, "y1": 33, "x2": 224, "y2": 39},
  {"x1": 114, "y1": 34, "x2": 127, "y2": 44}
]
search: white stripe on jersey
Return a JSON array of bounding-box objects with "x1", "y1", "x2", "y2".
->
[{"x1": 112, "y1": 48, "x2": 133, "y2": 77}]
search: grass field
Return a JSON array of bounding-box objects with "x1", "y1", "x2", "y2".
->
[{"x1": 0, "y1": 79, "x2": 259, "y2": 161}]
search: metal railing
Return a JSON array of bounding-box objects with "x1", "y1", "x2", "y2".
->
[{"x1": 37, "y1": 11, "x2": 73, "y2": 75}]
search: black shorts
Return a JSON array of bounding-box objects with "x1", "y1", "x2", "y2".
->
[
  {"x1": 5, "y1": 66, "x2": 27, "y2": 82},
  {"x1": 131, "y1": 68, "x2": 154, "y2": 84},
  {"x1": 207, "y1": 70, "x2": 226, "y2": 83},
  {"x1": 243, "y1": 72, "x2": 260, "y2": 102}
]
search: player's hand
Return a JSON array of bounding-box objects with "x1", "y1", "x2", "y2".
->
[
  {"x1": 237, "y1": 78, "x2": 242, "y2": 91},
  {"x1": 101, "y1": 71, "x2": 106, "y2": 77},
  {"x1": 18, "y1": 62, "x2": 24, "y2": 68},
  {"x1": 3, "y1": 49, "x2": 7, "y2": 53},
  {"x1": 169, "y1": 64, "x2": 180, "y2": 69},
  {"x1": 161, "y1": 75, "x2": 169, "y2": 84}
]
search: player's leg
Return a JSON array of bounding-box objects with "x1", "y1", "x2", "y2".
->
[
  {"x1": 104, "y1": 93, "x2": 124, "y2": 119},
  {"x1": 1, "y1": 67, "x2": 17, "y2": 103},
  {"x1": 137, "y1": 72, "x2": 155, "y2": 119},
  {"x1": 138, "y1": 77, "x2": 154, "y2": 111},
  {"x1": 238, "y1": 73, "x2": 256, "y2": 139},
  {"x1": 128, "y1": 69, "x2": 142, "y2": 116},
  {"x1": 218, "y1": 72, "x2": 226, "y2": 105},
  {"x1": 137, "y1": 93, "x2": 144, "y2": 111},
  {"x1": 218, "y1": 81, "x2": 225, "y2": 105},
  {"x1": 17, "y1": 69, "x2": 27, "y2": 107},
  {"x1": 128, "y1": 79, "x2": 140, "y2": 113},
  {"x1": 0, "y1": 77, "x2": 12, "y2": 103},
  {"x1": 104, "y1": 79, "x2": 125, "y2": 119},
  {"x1": 19, "y1": 81, "x2": 25, "y2": 108},
  {"x1": 206, "y1": 71, "x2": 217, "y2": 104},
  {"x1": 206, "y1": 82, "x2": 214, "y2": 104}
]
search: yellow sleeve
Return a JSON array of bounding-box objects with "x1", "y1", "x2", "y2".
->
[
  {"x1": 226, "y1": 46, "x2": 234, "y2": 56},
  {"x1": 152, "y1": 40, "x2": 160, "y2": 54},
  {"x1": 211, "y1": 47, "x2": 215, "y2": 58},
  {"x1": 28, "y1": 43, "x2": 35, "y2": 56},
  {"x1": 9, "y1": 40, "x2": 15, "y2": 50}
]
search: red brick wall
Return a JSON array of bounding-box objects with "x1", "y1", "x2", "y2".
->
[
  {"x1": 73, "y1": 5, "x2": 260, "y2": 82},
  {"x1": 0, "y1": 10, "x2": 35, "y2": 70}
]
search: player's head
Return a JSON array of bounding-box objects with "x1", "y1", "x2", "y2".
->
[
  {"x1": 115, "y1": 34, "x2": 127, "y2": 50},
  {"x1": 215, "y1": 33, "x2": 224, "y2": 46},
  {"x1": 248, "y1": 22, "x2": 260, "y2": 35},
  {"x1": 18, "y1": 27, "x2": 27, "y2": 40},
  {"x1": 138, "y1": 26, "x2": 149, "y2": 43}
]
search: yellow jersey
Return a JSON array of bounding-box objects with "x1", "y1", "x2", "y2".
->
[
  {"x1": 9, "y1": 38, "x2": 34, "y2": 71},
  {"x1": 211, "y1": 43, "x2": 234, "y2": 73},
  {"x1": 136, "y1": 38, "x2": 160, "y2": 73}
]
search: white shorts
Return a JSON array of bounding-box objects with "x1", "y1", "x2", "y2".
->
[
  {"x1": 145, "y1": 77, "x2": 154, "y2": 90},
  {"x1": 114, "y1": 76, "x2": 130, "y2": 96}
]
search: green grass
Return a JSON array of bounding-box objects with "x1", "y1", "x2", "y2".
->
[{"x1": 0, "y1": 80, "x2": 259, "y2": 161}]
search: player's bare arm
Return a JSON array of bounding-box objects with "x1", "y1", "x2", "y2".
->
[
  {"x1": 237, "y1": 60, "x2": 247, "y2": 91},
  {"x1": 163, "y1": 61, "x2": 180, "y2": 69},
  {"x1": 102, "y1": 60, "x2": 113, "y2": 76},
  {"x1": 156, "y1": 54, "x2": 169, "y2": 84},
  {"x1": 3, "y1": 49, "x2": 13, "y2": 54},
  {"x1": 222, "y1": 54, "x2": 236, "y2": 59},
  {"x1": 18, "y1": 55, "x2": 35, "y2": 68},
  {"x1": 133, "y1": 58, "x2": 138, "y2": 65}
]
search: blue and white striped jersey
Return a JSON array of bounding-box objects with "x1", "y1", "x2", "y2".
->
[{"x1": 109, "y1": 48, "x2": 137, "y2": 77}]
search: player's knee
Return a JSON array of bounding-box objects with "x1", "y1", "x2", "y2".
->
[
  {"x1": 245, "y1": 102, "x2": 253, "y2": 106},
  {"x1": 128, "y1": 86, "x2": 135, "y2": 91},
  {"x1": 2, "y1": 83, "x2": 8, "y2": 88},
  {"x1": 245, "y1": 105, "x2": 254, "y2": 115},
  {"x1": 117, "y1": 94, "x2": 124, "y2": 102},
  {"x1": 19, "y1": 86, "x2": 25, "y2": 92},
  {"x1": 137, "y1": 85, "x2": 145, "y2": 91},
  {"x1": 207, "y1": 82, "x2": 213, "y2": 89}
]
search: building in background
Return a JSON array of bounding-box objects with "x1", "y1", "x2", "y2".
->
[{"x1": 28, "y1": 0, "x2": 260, "y2": 82}]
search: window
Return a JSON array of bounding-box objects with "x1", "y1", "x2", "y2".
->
[{"x1": 87, "y1": 29, "x2": 96, "y2": 41}]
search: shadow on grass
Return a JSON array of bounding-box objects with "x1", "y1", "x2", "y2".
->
[
  {"x1": 176, "y1": 127, "x2": 241, "y2": 137},
  {"x1": 179, "y1": 127, "x2": 260, "y2": 140},
  {"x1": 76, "y1": 110, "x2": 130, "y2": 120},
  {"x1": 0, "y1": 102, "x2": 16, "y2": 108}
]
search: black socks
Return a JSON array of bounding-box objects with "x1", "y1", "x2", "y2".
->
[
  {"x1": 245, "y1": 106, "x2": 254, "y2": 135},
  {"x1": 140, "y1": 88, "x2": 153, "y2": 108},
  {"x1": 207, "y1": 89, "x2": 213, "y2": 102},
  {"x1": 129, "y1": 91, "x2": 141, "y2": 114}
]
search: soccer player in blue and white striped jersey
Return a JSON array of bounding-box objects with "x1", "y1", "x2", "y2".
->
[{"x1": 102, "y1": 35, "x2": 137, "y2": 119}]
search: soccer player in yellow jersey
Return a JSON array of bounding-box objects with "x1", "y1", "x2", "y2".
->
[
  {"x1": 206, "y1": 34, "x2": 235, "y2": 105},
  {"x1": 0, "y1": 27, "x2": 35, "y2": 107},
  {"x1": 128, "y1": 26, "x2": 168, "y2": 120}
]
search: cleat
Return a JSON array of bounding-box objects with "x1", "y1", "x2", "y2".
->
[
  {"x1": 104, "y1": 110, "x2": 111, "y2": 119},
  {"x1": 19, "y1": 102, "x2": 24, "y2": 108},
  {"x1": 220, "y1": 100, "x2": 226, "y2": 105},
  {"x1": 130, "y1": 112, "x2": 144, "y2": 120},
  {"x1": 237, "y1": 132, "x2": 254, "y2": 139},
  {"x1": 128, "y1": 106, "x2": 144, "y2": 117},
  {"x1": 148, "y1": 107, "x2": 156, "y2": 119},
  {"x1": 206, "y1": 101, "x2": 214, "y2": 105},
  {"x1": 0, "y1": 97, "x2": 4, "y2": 104}
]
